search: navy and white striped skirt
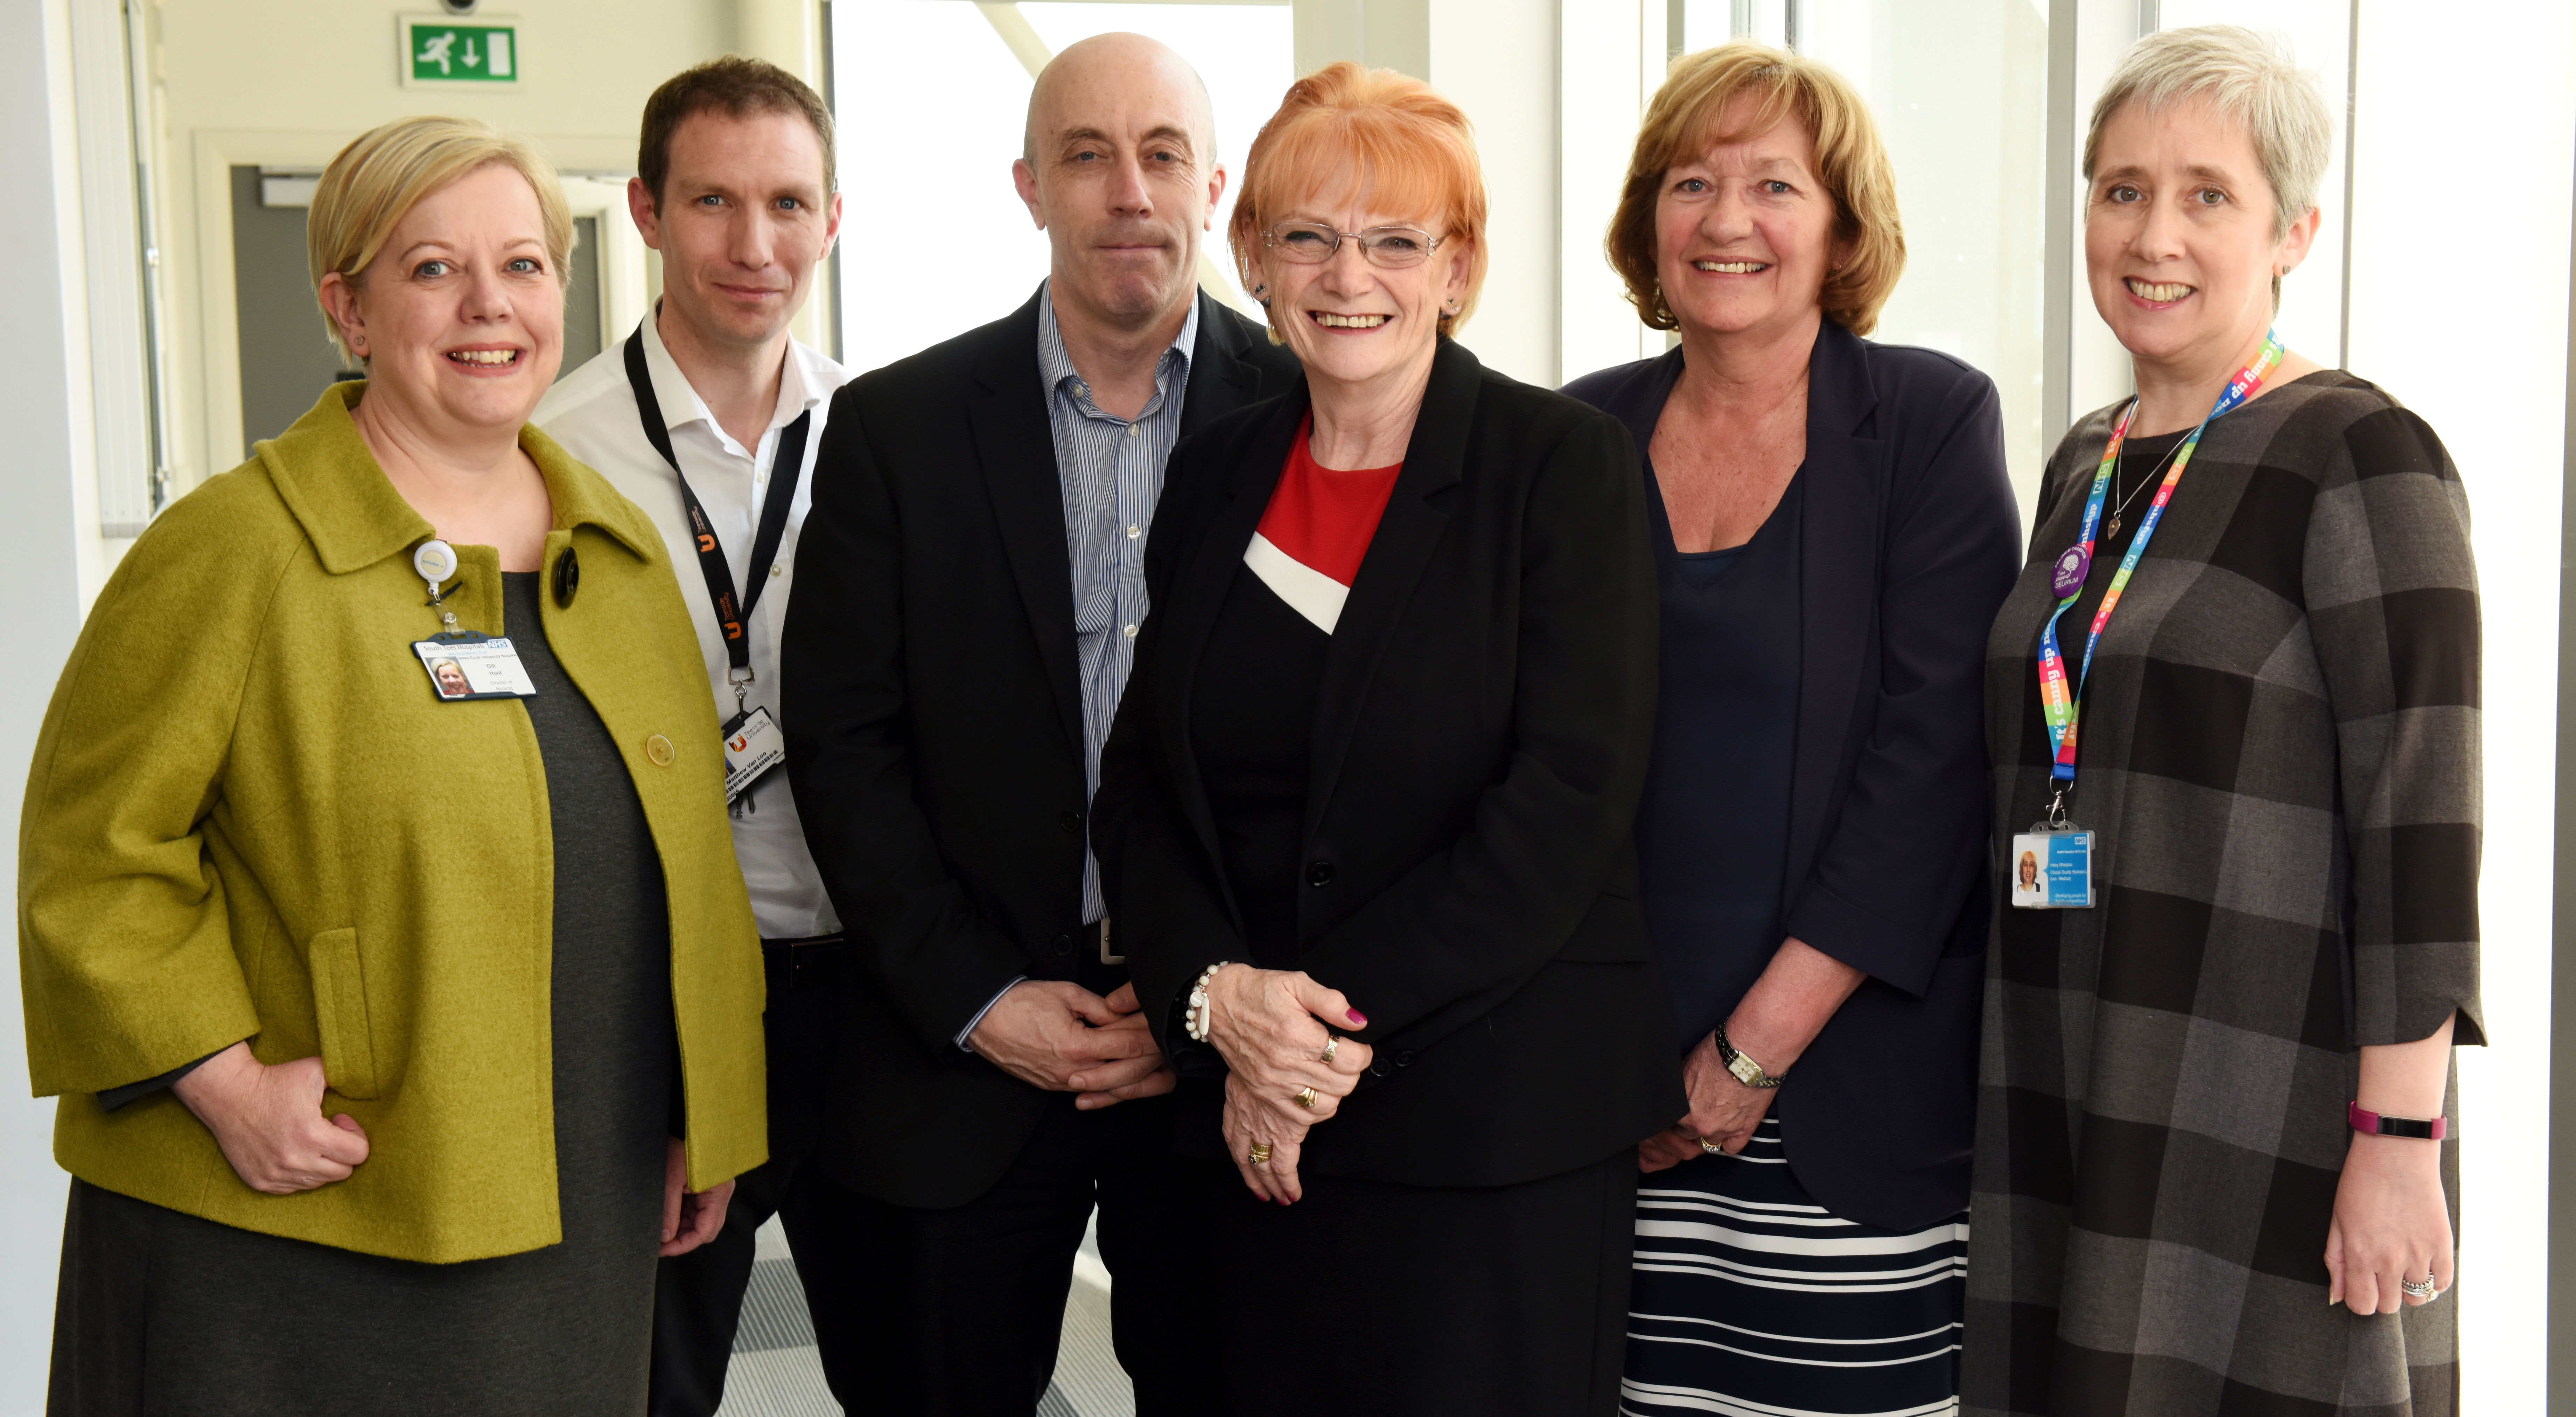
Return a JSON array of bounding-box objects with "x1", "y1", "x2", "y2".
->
[{"x1": 1623, "y1": 1117, "x2": 1968, "y2": 1417}]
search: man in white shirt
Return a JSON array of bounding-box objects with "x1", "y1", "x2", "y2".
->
[{"x1": 534, "y1": 57, "x2": 870, "y2": 1417}]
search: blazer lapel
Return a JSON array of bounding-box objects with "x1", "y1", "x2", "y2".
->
[
  {"x1": 1303, "y1": 339, "x2": 1479, "y2": 837},
  {"x1": 1179, "y1": 294, "x2": 1269, "y2": 438},
  {"x1": 968, "y1": 288, "x2": 1085, "y2": 763},
  {"x1": 1785, "y1": 320, "x2": 1885, "y2": 886}
]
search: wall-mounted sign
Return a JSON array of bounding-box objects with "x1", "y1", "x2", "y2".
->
[{"x1": 398, "y1": 15, "x2": 521, "y2": 88}]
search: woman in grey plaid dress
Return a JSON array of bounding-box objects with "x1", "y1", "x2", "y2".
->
[{"x1": 1964, "y1": 27, "x2": 2480, "y2": 1417}]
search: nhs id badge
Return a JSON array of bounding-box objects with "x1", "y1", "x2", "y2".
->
[
  {"x1": 721, "y1": 705, "x2": 787, "y2": 805},
  {"x1": 414, "y1": 635, "x2": 538, "y2": 701},
  {"x1": 2010, "y1": 825, "x2": 2095, "y2": 909}
]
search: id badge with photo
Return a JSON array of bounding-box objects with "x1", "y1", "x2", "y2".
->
[
  {"x1": 722, "y1": 705, "x2": 787, "y2": 805},
  {"x1": 2009, "y1": 825, "x2": 2095, "y2": 909},
  {"x1": 414, "y1": 635, "x2": 538, "y2": 701}
]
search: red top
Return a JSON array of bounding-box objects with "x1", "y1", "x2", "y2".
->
[{"x1": 1255, "y1": 412, "x2": 1403, "y2": 587}]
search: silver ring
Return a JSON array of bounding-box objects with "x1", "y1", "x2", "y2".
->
[
  {"x1": 1699, "y1": 1137, "x2": 1723, "y2": 1156},
  {"x1": 1321, "y1": 1036, "x2": 1340, "y2": 1065},
  {"x1": 2402, "y1": 1275, "x2": 2438, "y2": 1301}
]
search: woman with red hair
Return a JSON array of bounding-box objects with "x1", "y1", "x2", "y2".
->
[{"x1": 1093, "y1": 61, "x2": 1680, "y2": 1414}]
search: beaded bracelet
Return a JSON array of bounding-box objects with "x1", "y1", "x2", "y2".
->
[{"x1": 1183, "y1": 962, "x2": 1235, "y2": 1043}]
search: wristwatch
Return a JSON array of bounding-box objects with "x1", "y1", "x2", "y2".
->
[{"x1": 1715, "y1": 1024, "x2": 1783, "y2": 1090}]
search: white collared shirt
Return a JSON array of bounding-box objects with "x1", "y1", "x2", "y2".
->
[{"x1": 536, "y1": 313, "x2": 849, "y2": 940}]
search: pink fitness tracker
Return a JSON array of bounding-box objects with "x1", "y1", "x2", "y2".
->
[{"x1": 2348, "y1": 1101, "x2": 2448, "y2": 1141}]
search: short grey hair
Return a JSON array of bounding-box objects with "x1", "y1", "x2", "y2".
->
[{"x1": 2082, "y1": 25, "x2": 2332, "y2": 240}]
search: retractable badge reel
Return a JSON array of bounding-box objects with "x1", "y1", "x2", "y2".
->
[{"x1": 408, "y1": 538, "x2": 539, "y2": 702}]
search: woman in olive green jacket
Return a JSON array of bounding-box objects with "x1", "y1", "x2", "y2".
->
[{"x1": 23, "y1": 118, "x2": 766, "y2": 1414}]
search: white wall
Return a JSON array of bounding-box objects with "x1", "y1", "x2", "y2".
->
[
  {"x1": 1428, "y1": 0, "x2": 1560, "y2": 386},
  {"x1": 0, "y1": 1, "x2": 107, "y2": 1408},
  {"x1": 2340, "y1": 4, "x2": 2574, "y2": 1408}
]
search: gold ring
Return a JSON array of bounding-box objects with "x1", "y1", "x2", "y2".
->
[
  {"x1": 1248, "y1": 1141, "x2": 1273, "y2": 1165},
  {"x1": 1294, "y1": 1086, "x2": 1320, "y2": 1109},
  {"x1": 1321, "y1": 1036, "x2": 1340, "y2": 1065}
]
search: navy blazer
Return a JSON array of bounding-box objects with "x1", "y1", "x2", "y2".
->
[{"x1": 1562, "y1": 319, "x2": 2019, "y2": 1230}]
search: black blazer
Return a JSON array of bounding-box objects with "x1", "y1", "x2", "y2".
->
[
  {"x1": 1561, "y1": 319, "x2": 2020, "y2": 1230},
  {"x1": 781, "y1": 286, "x2": 1300, "y2": 1208},
  {"x1": 1091, "y1": 338, "x2": 1686, "y2": 1189}
]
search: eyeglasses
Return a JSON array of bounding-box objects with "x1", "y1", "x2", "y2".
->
[{"x1": 1262, "y1": 222, "x2": 1446, "y2": 269}]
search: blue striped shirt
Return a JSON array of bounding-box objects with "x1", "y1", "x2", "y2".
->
[{"x1": 1040, "y1": 285, "x2": 1200, "y2": 926}]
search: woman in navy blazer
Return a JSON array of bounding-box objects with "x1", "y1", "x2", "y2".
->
[{"x1": 1561, "y1": 43, "x2": 2019, "y2": 1417}]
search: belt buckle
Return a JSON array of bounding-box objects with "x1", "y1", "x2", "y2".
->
[{"x1": 1099, "y1": 917, "x2": 1123, "y2": 966}]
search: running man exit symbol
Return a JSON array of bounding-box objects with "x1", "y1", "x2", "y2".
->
[{"x1": 401, "y1": 17, "x2": 519, "y2": 85}]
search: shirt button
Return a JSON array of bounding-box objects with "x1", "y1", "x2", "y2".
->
[
  {"x1": 1126, "y1": 423, "x2": 1140, "y2": 438},
  {"x1": 1123, "y1": 624, "x2": 1138, "y2": 639},
  {"x1": 1127, "y1": 525, "x2": 1140, "y2": 539},
  {"x1": 770, "y1": 564, "x2": 784, "y2": 578}
]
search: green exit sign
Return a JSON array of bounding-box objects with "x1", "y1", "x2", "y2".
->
[{"x1": 398, "y1": 16, "x2": 520, "y2": 88}]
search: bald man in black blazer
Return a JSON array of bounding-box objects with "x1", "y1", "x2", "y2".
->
[{"x1": 779, "y1": 36, "x2": 1298, "y2": 1416}]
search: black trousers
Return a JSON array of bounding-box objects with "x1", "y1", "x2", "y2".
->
[
  {"x1": 854, "y1": 1088, "x2": 1231, "y2": 1416},
  {"x1": 648, "y1": 941, "x2": 897, "y2": 1417}
]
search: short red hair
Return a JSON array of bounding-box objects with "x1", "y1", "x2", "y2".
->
[{"x1": 1229, "y1": 62, "x2": 1489, "y2": 336}]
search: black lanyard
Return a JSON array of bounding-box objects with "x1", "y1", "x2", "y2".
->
[{"x1": 622, "y1": 327, "x2": 811, "y2": 682}]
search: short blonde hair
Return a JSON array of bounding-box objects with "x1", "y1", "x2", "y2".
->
[
  {"x1": 308, "y1": 116, "x2": 574, "y2": 361},
  {"x1": 1230, "y1": 62, "x2": 1489, "y2": 337},
  {"x1": 1606, "y1": 42, "x2": 1904, "y2": 336},
  {"x1": 2084, "y1": 26, "x2": 2332, "y2": 240}
]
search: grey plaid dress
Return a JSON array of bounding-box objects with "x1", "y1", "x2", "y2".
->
[{"x1": 1963, "y1": 371, "x2": 2484, "y2": 1417}]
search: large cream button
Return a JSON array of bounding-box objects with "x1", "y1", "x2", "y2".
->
[{"x1": 646, "y1": 734, "x2": 676, "y2": 767}]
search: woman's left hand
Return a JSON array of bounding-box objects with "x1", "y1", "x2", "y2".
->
[
  {"x1": 2326, "y1": 1133, "x2": 2454, "y2": 1314},
  {"x1": 660, "y1": 1137, "x2": 735, "y2": 1258}
]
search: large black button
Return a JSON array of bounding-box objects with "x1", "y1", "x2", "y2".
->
[
  {"x1": 553, "y1": 546, "x2": 580, "y2": 608},
  {"x1": 1059, "y1": 810, "x2": 1083, "y2": 835},
  {"x1": 1305, "y1": 860, "x2": 1335, "y2": 888},
  {"x1": 1396, "y1": 1050, "x2": 1416, "y2": 1068},
  {"x1": 1051, "y1": 933, "x2": 1074, "y2": 956}
]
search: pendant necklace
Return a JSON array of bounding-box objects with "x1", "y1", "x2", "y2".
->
[{"x1": 2106, "y1": 434, "x2": 2183, "y2": 540}]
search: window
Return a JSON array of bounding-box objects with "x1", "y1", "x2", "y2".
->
[{"x1": 831, "y1": 1, "x2": 1293, "y2": 376}]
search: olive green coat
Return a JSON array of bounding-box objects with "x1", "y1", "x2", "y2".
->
[{"x1": 18, "y1": 384, "x2": 767, "y2": 1263}]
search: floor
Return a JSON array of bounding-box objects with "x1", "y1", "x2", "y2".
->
[{"x1": 712, "y1": 1211, "x2": 1134, "y2": 1417}]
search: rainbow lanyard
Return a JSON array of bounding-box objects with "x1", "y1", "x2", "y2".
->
[{"x1": 2035, "y1": 330, "x2": 2283, "y2": 802}]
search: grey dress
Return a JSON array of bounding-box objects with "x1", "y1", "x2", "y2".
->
[
  {"x1": 1962, "y1": 374, "x2": 2483, "y2": 1416},
  {"x1": 49, "y1": 571, "x2": 676, "y2": 1416}
]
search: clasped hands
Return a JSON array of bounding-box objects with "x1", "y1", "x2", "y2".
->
[
  {"x1": 968, "y1": 979, "x2": 1177, "y2": 1109},
  {"x1": 171, "y1": 1039, "x2": 732, "y2": 1257},
  {"x1": 1199, "y1": 966, "x2": 1373, "y2": 1205}
]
